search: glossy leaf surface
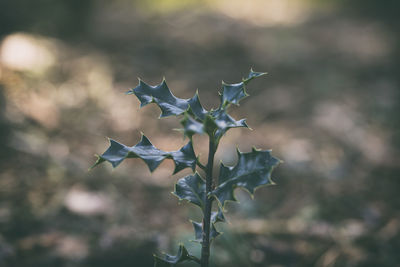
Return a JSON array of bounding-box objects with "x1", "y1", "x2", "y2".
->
[
  {"x1": 245, "y1": 69, "x2": 267, "y2": 82},
  {"x1": 220, "y1": 82, "x2": 247, "y2": 106},
  {"x1": 127, "y1": 80, "x2": 207, "y2": 119},
  {"x1": 180, "y1": 109, "x2": 248, "y2": 141},
  {"x1": 212, "y1": 148, "x2": 281, "y2": 207},
  {"x1": 211, "y1": 209, "x2": 226, "y2": 223},
  {"x1": 154, "y1": 244, "x2": 199, "y2": 266},
  {"x1": 92, "y1": 69, "x2": 277, "y2": 267},
  {"x1": 173, "y1": 172, "x2": 206, "y2": 210},
  {"x1": 220, "y1": 69, "x2": 266, "y2": 106},
  {"x1": 210, "y1": 108, "x2": 249, "y2": 140},
  {"x1": 91, "y1": 134, "x2": 196, "y2": 174},
  {"x1": 191, "y1": 221, "x2": 220, "y2": 243},
  {"x1": 180, "y1": 114, "x2": 205, "y2": 139},
  {"x1": 187, "y1": 91, "x2": 208, "y2": 120},
  {"x1": 191, "y1": 208, "x2": 225, "y2": 243},
  {"x1": 169, "y1": 141, "x2": 197, "y2": 174}
]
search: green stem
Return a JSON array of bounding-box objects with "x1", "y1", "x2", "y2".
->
[
  {"x1": 200, "y1": 139, "x2": 216, "y2": 267},
  {"x1": 196, "y1": 158, "x2": 207, "y2": 172}
]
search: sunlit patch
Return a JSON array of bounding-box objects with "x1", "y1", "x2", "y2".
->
[
  {"x1": 48, "y1": 139, "x2": 70, "y2": 160},
  {"x1": 0, "y1": 33, "x2": 56, "y2": 74},
  {"x1": 11, "y1": 130, "x2": 48, "y2": 155},
  {"x1": 316, "y1": 144, "x2": 344, "y2": 177},
  {"x1": 107, "y1": 92, "x2": 142, "y2": 131},
  {"x1": 19, "y1": 233, "x2": 88, "y2": 260},
  {"x1": 338, "y1": 220, "x2": 365, "y2": 241},
  {"x1": 18, "y1": 90, "x2": 59, "y2": 128},
  {"x1": 313, "y1": 101, "x2": 389, "y2": 163},
  {"x1": 55, "y1": 236, "x2": 89, "y2": 259},
  {"x1": 207, "y1": 0, "x2": 310, "y2": 26},
  {"x1": 139, "y1": 0, "x2": 199, "y2": 13},
  {"x1": 281, "y1": 138, "x2": 313, "y2": 163},
  {"x1": 64, "y1": 187, "x2": 112, "y2": 216},
  {"x1": 57, "y1": 82, "x2": 89, "y2": 108}
]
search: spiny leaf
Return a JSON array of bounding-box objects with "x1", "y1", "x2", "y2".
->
[
  {"x1": 211, "y1": 208, "x2": 226, "y2": 223},
  {"x1": 173, "y1": 172, "x2": 206, "y2": 210},
  {"x1": 91, "y1": 135, "x2": 165, "y2": 171},
  {"x1": 244, "y1": 69, "x2": 267, "y2": 83},
  {"x1": 211, "y1": 108, "x2": 249, "y2": 140},
  {"x1": 220, "y1": 69, "x2": 267, "y2": 106},
  {"x1": 187, "y1": 91, "x2": 208, "y2": 120},
  {"x1": 180, "y1": 110, "x2": 248, "y2": 142},
  {"x1": 191, "y1": 221, "x2": 221, "y2": 243},
  {"x1": 129, "y1": 79, "x2": 187, "y2": 117},
  {"x1": 191, "y1": 209, "x2": 225, "y2": 243},
  {"x1": 169, "y1": 141, "x2": 197, "y2": 174},
  {"x1": 180, "y1": 113, "x2": 220, "y2": 139},
  {"x1": 220, "y1": 82, "x2": 247, "y2": 106},
  {"x1": 91, "y1": 134, "x2": 196, "y2": 174},
  {"x1": 154, "y1": 244, "x2": 199, "y2": 266},
  {"x1": 180, "y1": 113, "x2": 204, "y2": 139},
  {"x1": 212, "y1": 147, "x2": 281, "y2": 208},
  {"x1": 128, "y1": 79, "x2": 208, "y2": 119}
]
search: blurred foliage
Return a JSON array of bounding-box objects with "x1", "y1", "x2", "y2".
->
[
  {"x1": 0, "y1": 0, "x2": 399, "y2": 266},
  {"x1": 0, "y1": 0, "x2": 94, "y2": 38}
]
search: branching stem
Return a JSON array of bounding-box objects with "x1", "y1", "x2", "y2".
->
[
  {"x1": 200, "y1": 138, "x2": 216, "y2": 267},
  {"x1": 196, "y1": 159, "x2": 207, "y2": 172}
]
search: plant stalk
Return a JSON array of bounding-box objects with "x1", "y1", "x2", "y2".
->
[{"x1": 200, "y1": 139, "x2": 216, "y2": 267}]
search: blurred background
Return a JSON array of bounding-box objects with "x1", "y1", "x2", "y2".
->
[{"x1": 0, "y1": 0, "x2": 399, "y2": 266}]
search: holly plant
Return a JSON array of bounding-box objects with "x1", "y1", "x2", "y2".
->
[{"x1": 91, "y1": 70, "x2": 281, "y2": 267}]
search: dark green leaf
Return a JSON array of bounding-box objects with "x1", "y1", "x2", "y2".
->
[
  {"x1": 211, "y1": 108, "x2": 249, "y2": 140},
  {"x1": 211, "y1": 208, "x2": 226, "y2": 223},
  {"x1": 179, "y1": 108, "x2": 248, "y2": 143},
  {"x1": 244, "y1": 69, "x2": 267, "y2": 83},
  {"x1": 91, "y1": 134, "x2": 196, "y2": 174},
  {"x1": 91, "y1": 135, "x2": 165, "y2": 171},
  {"x1": 221, "y1": 81, "x2": 247, "y2": 106},
  {"x1": 191, "y1": 221, "x2": 220, "y2": 243},
  {"x1": 173, "y1": 172, "x2": 205, "y2": 210},
  {"x1": 187, "y1": 91, "x2": 208, "y2": 120},
  {"x1": 128, "y1": 79, "x2": 208, "y2": 120},
  {"x1": 128, "y1": 79, "x2": 188, "y2": 117},
  {"x1": 154, "y1": 244, "x2": 199, "y2": 266},
  {"x1": 169, "y1": 140, "x2": 197, "y2": 174},
  {"x1": 190, "y1": 209, "x2": 225, "y2": 243},
  {"x1": 212, "y1": 147, "x2": 281, "y2": 208},
  {"x1": 180, "y1": 113, "x2": 205, "y2": 139},
  {"x1": 220, "y1": 69, "x2": 267, "y2": 106}
]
